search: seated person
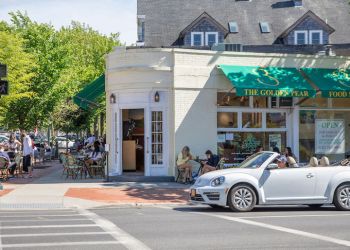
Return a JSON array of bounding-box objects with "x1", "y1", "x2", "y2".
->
[
  {"x1": 287, "y1": 156, "x2": 299, "y2": 168},
  {"x1": 85, "y1": 141, "x2": 102, "y2": 167},
  {"x1": 0, "y1": 145, "x2": 16, "y2": 177},
  {"x1": 176, "y1": 146, "x2": 193, "y2": 184},
  {"x1": 200, "y1": 150, "x2": 220, "y2": 175},
  {"x1": 272, "y1": 147, "x2": 287, "y2": 168}
]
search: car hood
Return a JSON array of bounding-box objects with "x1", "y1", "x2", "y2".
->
[{"x1": 200, "y1": 168, "x2": 256, "y2": 180}]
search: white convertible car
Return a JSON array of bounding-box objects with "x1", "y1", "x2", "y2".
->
[{"x1": 190, "y1": 151, "x2": 350, "y2": 212}]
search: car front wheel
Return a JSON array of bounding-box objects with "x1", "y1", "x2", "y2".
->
[
  {"x1": 228, "y1": 185, "x2": 256, "y2": 212},
  {"x1": 334, "y1": 184, "x2": 350, "y2": 211}
]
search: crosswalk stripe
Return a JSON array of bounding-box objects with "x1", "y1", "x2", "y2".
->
[
  {"x1": 1, "y1": 232, "x2": 109, "y2": 238},
  {"x1": 2, "y1": 241, "x2": 120, "y2": 248},
  {"x1": 0, "y1": 214, "x2": 80, "y2": 218},
  {"x1": 1, "y1": 224, "x2": 98, "y2": 229},
  {"x1": 76, "y1": 207, "x2": 152, "y2": 250},
  {"x1": 0, "y1": 218, "x2": 91, "y2": 223}
]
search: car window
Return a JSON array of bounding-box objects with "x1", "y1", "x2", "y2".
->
[{"x1": 238, "y1": 152, "x2": 274, "y2": 169}]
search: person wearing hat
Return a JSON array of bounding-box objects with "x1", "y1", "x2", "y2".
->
[{"x1": 273, "y1": 147, "x2": 287, "y2": 168}]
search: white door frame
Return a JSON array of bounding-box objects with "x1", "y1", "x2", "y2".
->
[{"x1": 116, "y1": 104, "x2": 150, "y2": 176}]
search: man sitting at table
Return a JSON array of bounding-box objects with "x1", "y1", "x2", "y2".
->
[{"x1": 200, "y1": 150, "x2": 220, "y2": 176}]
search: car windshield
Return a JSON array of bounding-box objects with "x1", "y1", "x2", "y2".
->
[{"x1": 237, "y1": 152, "x2": 274, "y2": 169}]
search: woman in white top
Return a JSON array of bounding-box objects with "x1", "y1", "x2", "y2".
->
[{"x1": 22, "y1": 132, "x2": 33, "y2": 177}]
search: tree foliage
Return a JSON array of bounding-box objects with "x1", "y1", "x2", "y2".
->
[{"x1": 0, "y1": 11, "x2": 120, "y2": 133}]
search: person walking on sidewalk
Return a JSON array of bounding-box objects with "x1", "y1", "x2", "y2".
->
[{"x1": 22, "y1": 132, "x2": 33, "y2": 178}]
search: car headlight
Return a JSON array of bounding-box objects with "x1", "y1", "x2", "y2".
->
[{"x1": 211, "y1": 176, "x2": 225, "y2": 187}]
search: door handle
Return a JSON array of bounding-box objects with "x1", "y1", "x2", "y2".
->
[
  {"x1": 146, "y1": 137, "x2": 149, "y2": 154},
  {"x1": 306, "y1": 173, "x2": 314, "y2": 178}
]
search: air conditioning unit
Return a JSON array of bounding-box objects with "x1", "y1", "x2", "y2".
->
[{"x1": 212, "y1": 43, "x2": 243, "y2": 52}]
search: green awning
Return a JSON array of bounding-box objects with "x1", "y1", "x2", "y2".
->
[
  {"x1": 73, "y1": 74, "x2": 105, "y2": 110},
  {"x1": 301, "y1": 68, "x2": 350, "y2": 98},
  {"x1": 219, "y1": 65, "x2": 316, "y2": 98}
]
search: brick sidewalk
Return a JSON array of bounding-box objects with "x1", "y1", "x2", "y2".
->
[{"x1": 65, "y1": 187, "x2": 190, "y2": 204}]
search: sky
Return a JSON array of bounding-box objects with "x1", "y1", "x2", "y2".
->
[{"x1": 0, "y1": 0, "x2": 137, "y2": 45}]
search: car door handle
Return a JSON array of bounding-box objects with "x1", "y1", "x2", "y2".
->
[{"x1": 306, "y1": 173, "x2": 315, "y2": 178}]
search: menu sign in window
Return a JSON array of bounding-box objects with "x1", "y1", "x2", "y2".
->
[{"x1": 315, "y1": 119, "x2": 345, "y2": 154}]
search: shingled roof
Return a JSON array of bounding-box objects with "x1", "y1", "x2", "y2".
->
[{"x1": 137, "y1": 0, "x2": 350, "y2": 47}]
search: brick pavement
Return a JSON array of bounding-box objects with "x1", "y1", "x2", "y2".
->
[{"x1": 65, "y1": 187, "x2": 189, "y2": 204}]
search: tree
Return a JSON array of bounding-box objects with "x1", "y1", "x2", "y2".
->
[
  {"x1": 3, "y1": 11, "x2": 120, "y2": 134},
  {"x1": 0, "y1": 30, "x2": 37, "y2": 130}
]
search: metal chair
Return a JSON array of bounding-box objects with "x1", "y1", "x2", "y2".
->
[
  {"x1": 0, "y1": 157, "x2": 9, "y2": 180},
  {"x1": 89, "y1": 153, "x2": 106, "y2": 178}
]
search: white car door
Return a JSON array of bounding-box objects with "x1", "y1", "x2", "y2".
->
[{"x1": 261, "y1": 168, "x2": 317, "y2": 202}]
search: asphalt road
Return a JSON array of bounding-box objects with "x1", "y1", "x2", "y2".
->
[{"x1": 1, "y1": 205, "x2": 350, "y2": 249}]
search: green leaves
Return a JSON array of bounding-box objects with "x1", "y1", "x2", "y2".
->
[{"x1": 0, "y1": 11, "x2": 120, "y2": 132}]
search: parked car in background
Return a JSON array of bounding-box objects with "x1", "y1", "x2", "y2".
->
[
  {"x1": 0, "y1": 135, "x2": 9, "y2": 144},
  {"x1": 54, "y1": 136, "x2": 75, "y2": 149},
  {"x1": 191, "y1": 151, "x2": 350, "y2": 212}
]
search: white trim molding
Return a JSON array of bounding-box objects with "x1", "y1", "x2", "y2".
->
[
  {"x1": 309, "y1": 30, "x2": 323, "y2": 45},
  {"x1": 191, "y1": 32, "x2": 204, "y2": 46},
  {"x1": 205, "y1": 32, "x2": 219, "y2": 46},
  {"x1": 294, "y1": 30, "x2": 308, "y2": 45}
]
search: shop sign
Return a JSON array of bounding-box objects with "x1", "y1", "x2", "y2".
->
[
  {"x1": 237, "y1": 88, "x2": 314, "y2": 98},
  {"x1": 325, "y1": 91, "x2": 350, "y2": 98},
  {"x1": 315, "y1": 119, "x2": 345, "y2": 154}
]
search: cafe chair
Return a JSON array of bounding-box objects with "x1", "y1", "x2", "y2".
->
[{"x1": 0, "y1": 157, "x2": 9, "y2": 180}]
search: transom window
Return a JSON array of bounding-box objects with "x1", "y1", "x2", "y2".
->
[{"x1": 191, "y1": 32, "x2": 204, "y2": 46}]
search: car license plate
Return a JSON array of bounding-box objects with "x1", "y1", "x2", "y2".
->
[{"x1": 191, "y1": 189, "x2": 196, "y2": 197}]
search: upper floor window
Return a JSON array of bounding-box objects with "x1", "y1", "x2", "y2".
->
[
  {"x1": 310, "y1": 30, "x2": 323, "y2": 44},
  {"x1": 191, "y1": 32, "x2": 204, "y2": 46},
  {"x1": 206, "y1": 32, "x2": 218, "y2": 47},
  {"x1": 228, "y1": 22, "x2": 238, "y2": 33},
  {"x1": 295, "y1": 31, "x2": 307, "y2": 45},
  {"x1": 294, "y1": 30, "x2": 324, "y2": 45},
  {"x1": 259, "y1": 22, "x2": 271, "y2": 33},
  {"x1": 137, "y1": 15, "x2": 145, "y2": 43}
]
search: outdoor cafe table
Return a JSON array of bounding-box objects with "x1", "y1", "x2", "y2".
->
[{"x1": 74, "y1": 155, "x2": 93, "y2": 178}]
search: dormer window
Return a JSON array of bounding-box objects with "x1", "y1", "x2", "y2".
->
[
  {"x1": 295, "y1": 31, "x2": 307, "y2": 45},
  {"x1": 310, "y1": 30, "x2": 323, "y2": 44},
  {"x1": 206, "y1": 32, "x2": 218, "y2": 47},
  {"x1": 191, "y1": 32, "x2": 204, "y2": 46}
]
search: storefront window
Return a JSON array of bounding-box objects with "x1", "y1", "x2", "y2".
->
[
  {"x1": 217, "y1": 132, "x2": 286, "y2": 165},
  {"x1": 300, "y1": 94, "x2": 328, "y2": 108},
  {"x1": 253, "y1": 96, "x2": 268, "y2": 108},
  {"x1": 217, "y1": 112, "x2": 238, "y2": 128},
  {"x1": 217, "y1": 92, "x2": 249, "y2": 107},
  {"x1": 242, "y1": 112, "x2": 262, "y2": 128},
  {"x1": 267, "y1": 112, "x2": 286, "y2": 128},
  {"x1": 299, "y1": 110, "x2": 350, "y2": 163}
]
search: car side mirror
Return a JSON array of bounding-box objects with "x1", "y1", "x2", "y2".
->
[{"x1": 266, "y1": 163, "x2": 278, "y2": 170}]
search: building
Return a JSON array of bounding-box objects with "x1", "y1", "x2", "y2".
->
[
  {"x1": 105, "y1": 48, "x2": 350, "y2": 177},
  {"x1": 104, "y1": 0, "x2": 350, "y2": 178}
]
